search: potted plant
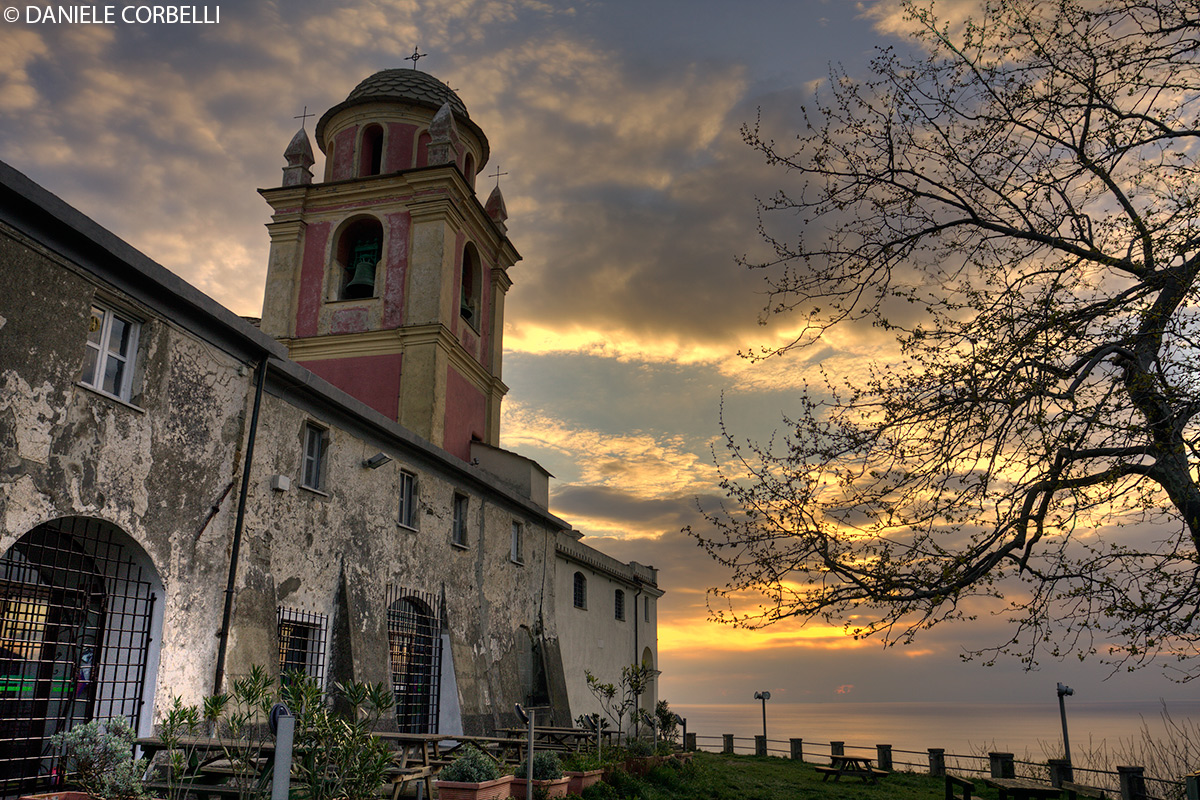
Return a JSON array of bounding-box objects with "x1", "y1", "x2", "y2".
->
[
  {"x1": 435, "y1": 748, "x2": 513, "y2": 800},
  {"x1": 560, "y1": 751, "x2": 605, "y2": 795},
  {"x1": 21, "y1": 718, "x2": 147, "y2": 800},
  {"x1": 512, "y1": 752, "x2": 569, "y2": 799}
]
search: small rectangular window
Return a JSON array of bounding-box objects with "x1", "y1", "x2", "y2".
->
[
  {"x1": 81, "y1": 304, "x2": 140, "y2": 401},
  {"x1": 644, "y1": 596, "x2": 650, "y2": 622},
  {"x1": 452, "y1": 493, "x2": 469, "y2": 547},
  {"x1": 510, "y1": 521, "x2": 524, "y2": 564},
  {"x1": 277, "y1": 607, "x2": 328, "y2": 685},
  {"x1": 615, "y1": 589, "x2": 625, "y2": 621},
  {"x1": 302, "y1": 423, "x2": 326, "y2": 491},
  {"x1": 398, "y1": 471, "x2": 418, "y2": 529}
]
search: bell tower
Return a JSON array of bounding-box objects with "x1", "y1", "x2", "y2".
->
[{"x1": 259, "y1": 70, "x2": 517, "y2": 461}]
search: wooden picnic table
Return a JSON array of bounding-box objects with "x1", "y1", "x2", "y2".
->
[
  {"x1": 135, "y1": 736, "x2": 277, "y2": 800},
  {"x1": 499, "y1": 726, "x2": 609, "y2": 750},
  {"x1": 981, "y1": 776, "x2": 1064, "y2": 800},
  {"x1": 814, "y1": 754, "x2": 889, "y2": 783}
]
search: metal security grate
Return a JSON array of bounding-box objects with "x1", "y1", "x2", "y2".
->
[
  {"x1": 386, "y1": 587, "x2": 443, "y2": 733},
  {"x1": 277, "y1": 607, "x2": 328, "y2": 686},
  {"x1": 0, "y1": 518, "x2": 156, "y2": 797}
]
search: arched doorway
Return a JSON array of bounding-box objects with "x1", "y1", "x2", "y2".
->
[
  {"x1": 386, "y1": 587, "x2": 444, "y2": 733},
  {"x1": 0, "y1": 517, "x2": 161, "y2": 795}
]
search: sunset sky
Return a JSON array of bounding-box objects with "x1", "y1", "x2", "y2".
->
[{"x1": 3, "y1": 0, "x2": 1197, "y2": 710}]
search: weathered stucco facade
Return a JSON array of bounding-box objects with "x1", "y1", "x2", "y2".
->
[{"x1": 0, "y1": 67, "x2": 659, "y2": 796}]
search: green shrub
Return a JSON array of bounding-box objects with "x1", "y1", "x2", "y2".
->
[
  {"x1": 560, "y1": 750, "x2": 605, "y2": 772},
  {"x1": 515, "y1": 751, "x2": 563, "y2": 780},
  {"x1": 51, "y1": 718, "x2": 146, "y2": 800},
  {"x1": 440, "y1": 748, "x2": 502, "y2": 783},
  {"x1": 580, "y1": 781, "x2": 617, "y2": 800},
  {"x1": 624, "y1": 738, "x2": 654, "y2": 757}
]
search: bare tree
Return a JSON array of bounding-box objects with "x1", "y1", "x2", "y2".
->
[{"x1": 691, "y1": 0, "x2": 1200, "y2": 678}]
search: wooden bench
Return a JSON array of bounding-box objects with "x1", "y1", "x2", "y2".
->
[
  {"x1": 981, "y1": 776, "x2": 1063, "y2": 800},
  {"x1": 1062, "y1": 781, "x2": 1108, "y2": 799},
  {"x1": 946, "y1": 774, "x2": 977, "y2": 800}
]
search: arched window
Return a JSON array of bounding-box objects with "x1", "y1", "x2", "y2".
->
[
  {"x1": 334, "y1": 217, "x2": 383, "y2": 300},
  {"x1": 460, "y1": 243, "x2": 481, "y2": 327},
  {"x1": 464, "y1": 153, "x2": 475, "y2": 189},
  {"x1": 0, "y1": 517, "x2": 162, "y2": 796},
  {"x1": 614, "y1": 589, "x2": 625, "y2": 621},
  {"x1": 573, "y1": 572, "x2": 587, "y2": 609},
  {"x1": 416, "y1": 131, "x2": 432, "y2": 168},
  {"x1": 359, "y1": 124, "x2": 384, "y2": 177},
  {"x1": 387, "y1": 590, "x2": 443, "y2": 733}
]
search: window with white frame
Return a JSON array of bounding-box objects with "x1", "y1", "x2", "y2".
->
[
  {"x1": 615, "y1": 589, "x2": 625, "y2": 621},
  {"x1": 399, "y1": 471, "x2": 418, "y2": 529},
  {"x1": 277, "y1": 607, "x2": 328, "y2": 685},
  {"x1": 510, "y1": 521, "x2": 524, "y2": 564},
  {"x1": 81, "y1": 304, "x2": 140, "y2": 401},
  {"x1": 451, "y1": 493, "x2": 468, "y2": 547},
  {"x1": 302, "y1": 423, "x2": 327, "y2": 491}
]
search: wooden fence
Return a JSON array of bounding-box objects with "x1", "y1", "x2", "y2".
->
[{"x1": 683, "y1": 732, "x2": 1199, "y2": 800}]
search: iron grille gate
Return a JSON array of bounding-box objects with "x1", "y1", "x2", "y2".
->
[
  {"x1": 385, "y1": 586, "x2": 443, "y2": 733},
  {"x1": 0, "y1": 518, "x2": 156, "y2": 797}
]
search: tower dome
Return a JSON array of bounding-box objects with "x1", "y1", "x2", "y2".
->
[{"x1": 315, "y1": 69, "x2": 489, "y2": 165}]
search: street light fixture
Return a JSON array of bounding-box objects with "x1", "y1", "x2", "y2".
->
[
  {"x1": 1057, "y1": 683, "x2": 1074, "y2": 768},
  {"x1": 753, "y1": 691, "x2": 771, "y2": 750},
  {"x1": 516, "y1": 704, "x2": 534, "y2": 800}
]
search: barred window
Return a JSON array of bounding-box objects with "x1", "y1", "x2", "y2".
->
[
  {"x1": 614, "y1": 589, "x2": 625, "y2": 621},
  {"x1": 277, "y1": 607, "x2": 328, "y2": 685}
]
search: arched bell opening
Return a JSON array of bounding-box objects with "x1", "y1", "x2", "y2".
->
[
  {"x1": 359, "y1": 124, "x2": 385, "y2": 177},
  {"x1": 459, "y1": 243, "x2": 482, "y2": 328},
  {"x1": 334, "y1": 216, "x2": 384, "y2": 301},
  {"x1": 0, "y1": 517, "x2": 162, "y2": 796},
  {"x1": 386, "y1": 588, "x2": 444, "y2": 734}
]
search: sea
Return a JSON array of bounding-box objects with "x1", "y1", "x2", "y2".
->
[{"x1": 673, "y1": 700, "x2": 1200, "y2": 766}]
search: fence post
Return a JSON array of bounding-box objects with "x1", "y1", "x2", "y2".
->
[
  {"x1": 1186, "y1": 771, "x2": 1200, "y2": 800},
  {"x1": 876, "y1": 744, "x2": 893, "y2": 771},
  {"x1": 1118, "y1": 766, "x2": 1146, "y2": 800},
  {"x1": 790, "y1": 739, "x2": 803, "y2": 761},
  {"x1": 990, "y1": 753, "x2": 1016, "y2": 779},
  {"x1": 722, "y1": 734, "x2": 734, "y2": 754},
  {"x1": 755, "y1": 735, "x2": 767, "y2": 756},
  {"x1": 684, "y1": 733, "x2": 696, "y2": 752},
  {"x1": 928, "y1": 748, "x2": 945, "y2": 777},
  {"x1": 1048, "y1": 759, "x2": 1073, "y2": 787},
  {"x1": 831, "y1": 741, "x2": 845, "y2": 757},
  {"x1": 271, "y1": 712, "x2": 294, "y2": 800}
]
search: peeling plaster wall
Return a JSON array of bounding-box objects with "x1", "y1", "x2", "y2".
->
[
  {"x1": 0, "y1": 227, "x2": 252, "y2": 716},
  {"x1": 227, "y1": 385, "x2": 573, "y2": 731}
]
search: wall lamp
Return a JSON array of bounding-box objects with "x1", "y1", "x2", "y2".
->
[{"x1": 363, "y1": 453, "x2": 392, "y2": 469}]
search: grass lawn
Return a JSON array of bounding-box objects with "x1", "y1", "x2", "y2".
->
[{"x1": 601, "y1": 752, "x2": 1002, "y2": 800}]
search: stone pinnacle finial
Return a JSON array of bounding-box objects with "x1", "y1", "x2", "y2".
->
[{"x1": 283, "y1": 127, "x2": 315, "y2": 186}]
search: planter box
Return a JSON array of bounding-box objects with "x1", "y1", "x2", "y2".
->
[
  {"x1": 511, "y1": 776, "x2": 570, "y2": 798},
  {"x1": 435, "y1": 774, "x2": 514, "y2": 800},
  {"x1": 19, "y1": 792, "x2": 93, "y2": 800},
  {"x1": 565, "y1": 769, "x2": 604, "y2": 794}
]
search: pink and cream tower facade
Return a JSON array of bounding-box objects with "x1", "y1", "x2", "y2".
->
[{"x1": 259, "y1": 69, "x2": 515, "y2": 461}]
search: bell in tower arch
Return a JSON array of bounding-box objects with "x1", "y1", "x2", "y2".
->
[{"x1": 343, "y1": 235, "x2": 381, "y2": 299}]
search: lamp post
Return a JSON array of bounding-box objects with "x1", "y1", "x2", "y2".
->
[
  {"x1": 1057, "y1": 683, "x2": 1074, "y2": 767},
  {"x1": 516, "y1": 704, "x2": 534, "y2": 800},
  {"x1": 753, "y1": 691, "x2": 771, "y2": 752}
]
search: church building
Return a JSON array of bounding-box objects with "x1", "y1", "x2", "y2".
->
[{"x1": 0, "y1": 68, "x2": 660, "y2": 795}]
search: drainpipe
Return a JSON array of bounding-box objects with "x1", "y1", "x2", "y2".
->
[{"x1": 214, "y1": 356, "x2": 268, "y2": 693}]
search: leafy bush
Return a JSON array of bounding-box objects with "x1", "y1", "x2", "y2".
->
[
  {"x1": 51, "y1": 718, "x2": 146, "y2": 800},
  {"x1": 440, "y1": 748, "x2": 503, "y2": 783},
  {"x1": 624, "y1": 738, "x2": 654, "y2": 757},
  {"x1": 580, "y1": 781, "x2": 617, "y2": 800},
  {"x1": 560, "y1": 750, "x2": 605, "y2": 772},
  {"x1": 515, "y1": 751, "x2": 563, "y2": 780}
]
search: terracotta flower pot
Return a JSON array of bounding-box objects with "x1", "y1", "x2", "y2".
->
[
  {"x1": 511, "y1": 776, "x2": 570, "y2": 798},
  {"x1": 19, "y1": 792, "x2": 93, "y2": 800},
  {"x1": 564, "y1": 769, "x2": 604, "y2": 794},
  {"x1": 435, "y1": 774, "x2": 514, "y2": 800}
]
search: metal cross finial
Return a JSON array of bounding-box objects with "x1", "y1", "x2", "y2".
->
[
  {"x1": 406, "y1": 47, "x2": 427, "y2": 68},
  {"x1": 489, "y1": 164, "x2": 509, "y2": 188},
  {"x1": 293, "y1": 106, "x2": 314, "y2": 130}
]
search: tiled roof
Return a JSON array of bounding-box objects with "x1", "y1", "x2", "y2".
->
[{"x1": 315, "y1": 69, "x2": 489, "y2": 164}]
